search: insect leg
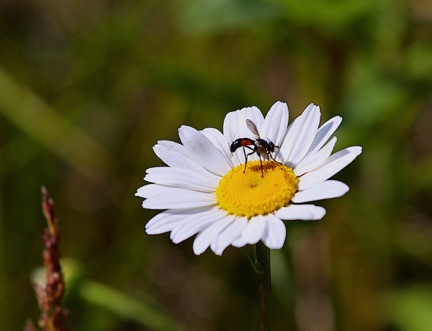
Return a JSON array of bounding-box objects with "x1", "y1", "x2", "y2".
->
[
  {"x1": 259, "y1": 154, "x2": 264, "y2": 177},
  {"x1": 269, "y1": 145, "x2": 283, "y2": 165},
  {"x1": 242, "y1": 146, "x2": 256, "y2": 173}
]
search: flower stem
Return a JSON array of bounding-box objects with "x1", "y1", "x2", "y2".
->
[{"x1": 255, "y1": 242, "x2": 272, "y2": 331}]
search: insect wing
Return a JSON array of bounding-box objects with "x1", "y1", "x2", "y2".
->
[
  {"x1": 246, "y1": 119, "x2": 260, "y2": 138},
  {"x1": 256, "y1": 144, "x2": 270, "y2": 160}
]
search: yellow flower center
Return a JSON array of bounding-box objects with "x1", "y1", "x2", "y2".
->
[{"x1": 215, "y1": 161, "x2": 298, "y2": 219}]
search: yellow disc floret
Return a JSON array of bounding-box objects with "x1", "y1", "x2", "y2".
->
[{"x1": 216, "y1": 161, "x2": 298, "y2": 219}]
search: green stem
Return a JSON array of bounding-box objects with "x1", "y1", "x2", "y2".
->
[{"x1": 255, "y1": 242, "x2": 272, "y2": 331}]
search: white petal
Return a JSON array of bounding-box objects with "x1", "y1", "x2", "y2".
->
[
  {"x1": 145, "y1": 167, "x2": 219, "y2": 192},
  {"x1": 294, "y1": 137, "x2": 337, "y2": 176},
  {"x1": 237, "y1": 106, "x2": 265, "y2": 139},
  {"x1": 223, "y1": 106, "x2": 264, "y2": 142},
  {"x1": 222, "y1": 111, "x2": 238, "y2": 144},
  {"x1": 223, "y1": 111, "x2": 245, "y2": 166},
  {"x1": 210, "y1": 217, "x2": 248, "y2": 255},
  {"x1": 136, "y1": 184, "x2": 168, "y2": 198},
  {"x1": 146, "y1": 212, "x2": 182, "y2": 234},
  {"x1": 142, "y1": 187, "x2": 216, "y2": 209},
  {"x1": 275, "y1": 204, "x2": 326, "y2": 220},
  {"x1": 260, "y1": 101, "x2": 289, "y2": 147},
  {"x1": 231, "y1": 217, "x2": 250, "y2": 247},
  {"x1": 146, "y1": 208, "x2": 207, "y2": 234},
  {"x1": 201, "y1": 128, "x2": 236, "y2": 168},
  {"x1": 307, "y1": 116, "x2": 342, "y2": 155},
  {"x1": 179, "y1": 126, "x2": 231, "y2": 176},
  {"x1": 262, "y1": 214, "x2": 286, "y2": 249},
  {"x1": 240, "y1": 215, "x2": 267, "y2": 245},
  {"x1": 292, "y1": 180, "x2": 349, "y2": 203},
  {"x1": 280, "y1": 104, "x2": 321, "y2": 166},
  {"x1": 153, "y1": 140, "x2": 206, "y2": 173},
  {"x1": 170, "y1": 207, "x2": 225, "y2": 244},
  {"x1": 137, "y1": 183, "x2": 212, "y2": 200},
  {"x1": 298, "y1": 146, "x2": 362, "y2": 190},
  {"x1": 231, "y1": 238, "x2": 247, "y2": 248},
  {"x1": 193, "y1": 216, "x2": 235, "y2": 255}
]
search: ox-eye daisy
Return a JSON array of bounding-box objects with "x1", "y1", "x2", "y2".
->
[{"x1": 136, "y1": 102, "x2": 362, "y2": 256}]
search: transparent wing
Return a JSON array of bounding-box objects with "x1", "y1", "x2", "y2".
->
[{"x1": 246, "y1": 119, "x2": 260, "y2": 138}]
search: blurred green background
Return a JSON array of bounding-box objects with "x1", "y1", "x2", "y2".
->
[{"x1": 1, "y1": 0, "x2": 432, "y2": 330}]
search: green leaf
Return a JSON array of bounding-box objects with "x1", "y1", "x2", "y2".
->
[{"x1": 384, "y1": 286, "x2": 432, "y2": 331}]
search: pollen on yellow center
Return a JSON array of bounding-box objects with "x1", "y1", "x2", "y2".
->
[{"x1": 215, "y1": 160, "x2": 298, "y2": 219}]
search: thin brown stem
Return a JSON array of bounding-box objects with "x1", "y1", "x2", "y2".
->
[{"x1": 25, "y1": 187, "x2": 69, "y2": 331}]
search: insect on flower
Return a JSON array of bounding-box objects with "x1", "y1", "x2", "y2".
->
[
  {"x1": 137, "y1": 101, "x2": 363, "y2": 256},
  {"x1": 230, "y1": 119, "x2": 280, "y2": 177}
]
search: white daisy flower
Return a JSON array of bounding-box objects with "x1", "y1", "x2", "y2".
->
[{"x1": 136, "y1": 102, "x2": 362, "y2": 256}]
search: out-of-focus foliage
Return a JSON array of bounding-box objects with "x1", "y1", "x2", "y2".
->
[{"x1": 1, "y1": 0, "x2": 431, "y2": 330}]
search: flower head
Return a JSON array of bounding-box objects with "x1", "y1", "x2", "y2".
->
[{"x1": 136, "y1": 102, "x2": 362, "y2": 255}]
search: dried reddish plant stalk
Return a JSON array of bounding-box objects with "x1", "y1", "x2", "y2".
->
[{"x1": 25, "y1": 187, "x2": 69, "y2": 331}]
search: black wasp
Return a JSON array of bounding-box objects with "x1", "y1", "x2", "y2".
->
[{"x1": 230, "y1": 119, "x2": 280, "y2": 177}]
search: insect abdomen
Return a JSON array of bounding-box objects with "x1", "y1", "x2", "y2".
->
[{"x1": 230, "y1": 138, "x2": 255, "y2": 153}]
